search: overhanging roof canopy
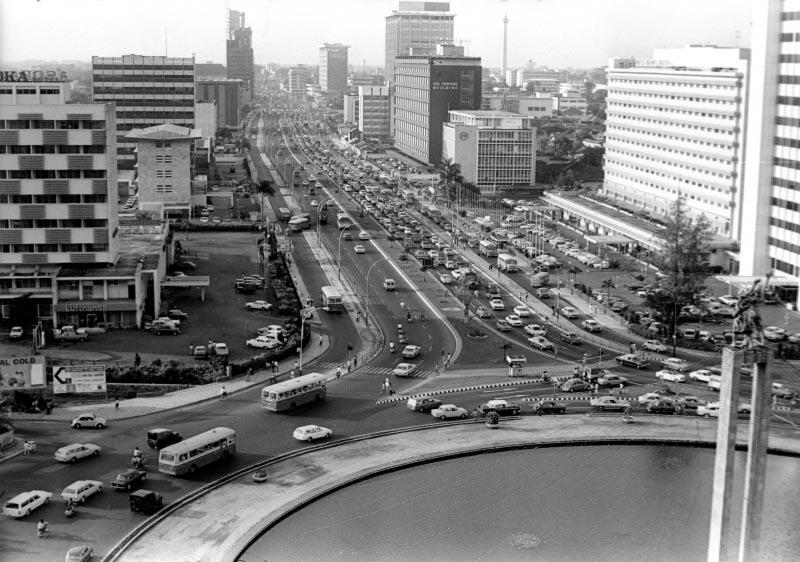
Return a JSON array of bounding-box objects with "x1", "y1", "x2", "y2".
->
[{"x1": 584, "y1": 234, "x2": 632, "y2": 245}]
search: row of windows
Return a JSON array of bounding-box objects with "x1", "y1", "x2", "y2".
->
[
  {"x1": 610, "y1": 78, "x2": 737, "y2": 91},
  {"x1": 776, "y1": 116, "x2": 800, "y2": 127},
  {"x1": 768, "y1": 235, "x2": 800, "y2": 256},
  {"x1": 771, "y1": 257, "x2": 795, "y2": 276},
  {"x1": 604, "y1": 167, "x2": 732, "y2": 208},
  {"x1": 94, "y1": 98, "x2": 194, "y2": 108},
  {"x1": 0, "y1": 119, "x2": 105, "y2": 130},
  {"x1": 774, "y1": 157, "x2": 800, "y2": 171},
  {"x1": 155, "y1": 170, "x2": 173, "y2": 178},
  {"x1": 606, "y1": 134, "x2": 734, "y2": 165},
  {"x1": 772, "y1": 175, "x2": 800, "y2": 192},
  {"x1": 0, "y1": 218, "x2": 108, "y2": 228},
  {"x1": 611, "y1": 90, "x2": 737, "y2": 106},
  {"x1": 93, "y1": 87, "x2": 194, "y2": 96},
  {"x1": 771, "y1": 197, "x2": 800, "y2": 212},
  {"x1": 0, "y1": 170, "x2": 107, "y2": 179},
  {"x1": 93, "y1": 74, "x2": 194, "y2": 83},
  {"x1": 606, "y1": 149, "x2": 734, "y2": 182},
  {"x1": 0, "y1": 145, "x2": 105, "y2": 155},
  {"x1": 608, "y1": 114, "x2": 737, "y2": 139},
  {"x1": 608, "y1": 101, "x2": 737, "y2": 123},
  {"x1": 778, "y1": 74, "x2": 800, "y2": 85},
  {"x1": 92, "y1": 64, "x2": 194, "y2": 72},
  {"x1": 782, "y1": 12, "x2": 800, "y2": 21},
  {"x1": 0, "y1": 194, "x2": 107, "y2": 204},
  {"x1": 155, "y1": 184, "x2": 174, "y2": 192},
  {"x1": 155, "y1": 155, "x2": 174, "y2": 163},
  {"x1": 0, "y1": 87, "x2": 60, "y2": 95},
  {"x1": 2, "y1": 243, "x2": 109, "y2": 253},
  {"x1": 777, "y1": 96, "x2": 800, "y2": 107}
]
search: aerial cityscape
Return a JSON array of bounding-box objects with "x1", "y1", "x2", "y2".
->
[{"x1": 1, "y1": 0, "x2": 799, "y2": 561}]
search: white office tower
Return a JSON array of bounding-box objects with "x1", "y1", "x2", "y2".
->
[{"x1": 604, "y1": 46, "x2": 750, "y2": 238}]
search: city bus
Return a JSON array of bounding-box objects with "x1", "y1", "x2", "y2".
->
[
  {"x1": 320, "y1": 285, "x2": 343, "y2": 312},
  {"x1": 278, "y1": 207, "x2": 293, "y2": 222},
  {"x1": 158, "y1": 427, "x2": 236, "y2": 476},
  {"x1": 288, "y1": 213, "x2": 311, "y2": 232},
  {"x1": 337, "y1": 212, "x2": 352, "y2": 230},
  {"x1": 261, "y1": 373, "x2": 327, "y2": 412}
]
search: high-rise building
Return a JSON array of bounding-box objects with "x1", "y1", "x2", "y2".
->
[
  {"x1": 287, "y1": 66, "x2": 312, "y2": 98},
  {"x1": 343, "y1": 93, "x2": 359, "y2": 125},
  {"x1": 319, "y1": 43, "x2": 349, "y2": 95},
  {"x1": 196, "y1": 78, "x2": 243, "y2": 129},
  {"x1": 385, "y1": 2, "x2": 454, "y2": 84},
  {"x1": 226, "y1": 9, "x2": 254, "y2": 99},
  {"x1": 92, "y1": 55, "x2": 195, "y2": 170},
  {"x1": 358, "y1": 86, "x2": 391, "y2": 140},
  {"x1": 393, "y1": 45, "x2": 481, "y2": 164},
  {"x1": 603, "y1": 46, "x2": 749, "y2": 237},
  {"x1": 442, "y1": 110, "x2": 536, "y2": 192}
]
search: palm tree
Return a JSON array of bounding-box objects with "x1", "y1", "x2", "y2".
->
[
  {"x1": 440, "y1": 158, "x2": 463, "y2": 202},
  {"x1": 257, "y1": 180, "x2": 276, "y2": 196}
]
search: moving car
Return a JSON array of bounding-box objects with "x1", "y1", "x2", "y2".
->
[
  {"x1": 528, "y1": 336, "x2": 555, "y2": 351},
  {"x1": 642, "y1": 339, "x2": 667, "y2": 353},
  {"x1": 475, "y1": 306, "x2": 491, "y2": 318},
  {"x1": 213, "y1": 342, "x2": 229, "y2": 356},
  {"x1": 581, "y1": 319, "x2": 602, "y2": 333},
  {"x1": 638, "y1": 392, "x2": 664, "y2": 405},
  {"x1": 65, "y1": 545, "x2": 94, "y2": 562},
  {"x1": 478, "y1": 399, "x2": 521, "y2": 416},
  {"x1": 147, "y1": 428, "x2": 182, "y2": 450},
  {"x1": 524, "y1": 324, "x2": 546, "y2": 337},
  {"x1": 354, "y1": 244, "x2": 366, "y2": 254},
  {"x1": 560, "y1": 331, "x2": 582, "y2": 344},
  {"x1": 71, "y1": 413, "x2": 106, "y2": 429},
  {"x1": 8, "y1": 326, "x2": 23, "y2": 340},
  {"x1": 763, "y1": 325, "x2": 787, "y2": 341},
  {"x1": 2, "y1": 490, "x2": 52, "y2": 518},
  {"x1": 590, "y1": 396, "x2": 631, "y2": 412},
  {"x1": 661, "y1": 357, "x2": 690, "y2": 372},
  {"x1": 489, "y1": 298, "x2": 505, "y2": 311},
  {"x1": 656, "y1": 369, "x2": 687, "y2": 383},
  {"x1": 60, "y1": 480, "x2": 103, "y2": 503},
  {"x1": 151, "y1": 321, "x2": 180, "y2": 335},
  {"x1": 401, "y1": 345, "x2": 421, "y2": 358},
  {"x1": 504, "y1": 314, "x2": 523, "y2": 327},
  {"x1": 406, "y1": 396, "x2": 443, "y2": 412},
  {"x1": 597, "y1": 372, "x2": 630, "y2": 387},
  {"x1": 560, "y1": 306, "x2": 580, "y2": 319},
  {"x1": 129, "y1": 489, "x2": 164, "y2": 515},
  {"x1": 647, "y1": 399, "x2": 677, "y2": 414},
  {"x1": 513, "y1": 305, "x2": 532, "y2": 317},
  {"x1": 54, "y1": 443, "x2": 101, "y2": 463},
  {"x1": 532, "y1": 401, "x2": 567, "y2": 415},
  {"x1": 431, "y1": 404, "x2": 469, "y2": 420},
  {"x1": 495, "y1": 319, "x2": 512, "y2": 332},
  {"x1": 293, "y1": 424, "x2": 333, "y2": 442},
  {"x1": 689, "y1": 369, "x2": 713, "y2": 383},
  {"x1": 615, "y1": 354, "x2": 649, "y2": 369},
  {"x1": 392, "y1": 363, "x2": 417, "y2": 377},
  {"x1": 246, "y1": 300, "x2": 272, "y2": 311},
  {"x1": 561, "y1": 378, "x2": 591, "y2": 393},
  {"x1": 359, "y1": 231, "x2": 370, "y2": 240},
  {"x1": 438, "y1": 272, "x2": 452, "y2": 284},
  {"x1": 111, "y1": 468, "x2": 147, "y2": 491}
]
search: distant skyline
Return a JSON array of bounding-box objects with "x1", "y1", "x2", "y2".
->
[{"x1": 0, "y1": 0, "x2": 753, "y2": 70}]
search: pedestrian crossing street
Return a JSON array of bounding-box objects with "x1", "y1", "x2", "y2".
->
[{"x1": 314, "y1": 361, "x2": 434, "y2": 378}]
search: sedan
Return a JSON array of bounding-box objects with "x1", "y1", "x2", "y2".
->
[
  {"x1": 65, "y1": 545, "x2": 94, "y2": 562},
  {"x1": 111, "y1": 468, "x2": 147, "y2": 490},
  {"x1": 528, "y1": 336, "x2": 555, "y2": 351},
  {"x1": 71, "y1": 413, "x2": 106, "y2": 429},
  {"x1": 505, "y1": 314, "x2": 523, "y2": 327},
  {"x1": 9, "y1": 326, "x2": 23, "y2": 340},
  {"x1": 656, "y1": 369, "x2": 687, "y2": 383},
  {"x1": 513, "y1": 305, "x2": 532, "y2": 317},
  {"x1": 489, "y1": 299, "x2": 505, "y2": 311},
  {"x1": 293, "y1": 424, "x2": 333, "y2": 442},
  {"x1": 524, "y1": 324, "x2": 546, "y2": 337},
  {"x1": 392, "y1": 363, "x2": 417, "y2": 377},
  {"x1": 532, "y1": 401, "x2": 567, "y2": 415},
  {"x1": 475, "y1": 306, "x2": 492, "y2": 318},
  {"x1": 661, "y1": 357, "x2": 690, "y2": 372},
  {"x1": 245, "y1": 300, "x2": 272, "y2": 311},
  {"x1": 54, "y1": 443, "x2": 101, "y2": 463},
  {"x1": 689, "y1": 369, "x2": 713, "y2": 383},
  {"x1": 638, "y1": 392, "x2": 664, "y2": 405},
  {"x1": 246, "y1": 336, "x2": 281, "y2": 349},
  {"x1": 763, "y1": 326, "x2": 786, "y2": 341},
  {"x1": 401, "y1": 345, "x2": 421, "y2": 359},
  {"x1": 642, "y1": 339, "x2": 668, "y2": 353},
  {"x1": 60, "y1": 480, "x2": 103, "y2": 503},
  {"x1": 359, "y1": 231, "x2": 370, "y2": 240},
  {"x1": 431, "y1": 404, "x2": 469, "y2": 420},
  {"x1": 581, "y1": 319, "x2": 602, "y2": 333},
  {"x1": 561, "y1": 306, "x2": 580, "y2": 319},
  {"x1": 495, "y1": 320, "x2": 512, "y2": 332},
  {"x1": 354, "y1": 245, "x2": 366, "y2": 254}
]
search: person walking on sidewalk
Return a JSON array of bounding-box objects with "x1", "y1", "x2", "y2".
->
[
  {"x1": 220, "y1": 386, "x2": 228, "y2": 400},
  {"x1": 346, "y1": 359, "x2": 351, "y2": 373},
  {"x1": 336, "y1": 365, "x2": 342, "y2": 378}
]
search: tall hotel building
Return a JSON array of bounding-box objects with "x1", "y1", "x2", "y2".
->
[
  {"x1": 227, "y1": 10, "x2": 254, "y2": 98},
  {"x1": 739, "y1": 0, "x2": 800, "y2": 299},
  {"x1": 319, "y1": 43, "x2": 349, "y2": 96},
  {"x1": 0, "y1": 77, "x2": 118, "y2": 321},
  {"x1": 603, "y1": 46, "x2": 749, "y2": 237},
  {"x1": 393, "y1": 45, "x2": 481, "y2": 164},
  {"x1": 358, "y1": 86, "x2": 391, "y2": 140},
  {"x1": 92, "y1": 55, "x2": 195, "y2": 170},
  {"x1": 385, "y1": 1, "x2": 454, "y2": 84}
]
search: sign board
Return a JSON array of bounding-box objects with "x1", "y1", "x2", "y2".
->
[
  {"x1": 53, "y1": 364, "x2": 107, "y2": 394},
  {"x1": 0, "y1": 355, "x2": 46, "y2": 390}
]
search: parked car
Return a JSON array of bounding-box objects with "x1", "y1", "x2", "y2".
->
[
  {"x1": 431, "y1": 404, "x2": 469, "y2": 420},
  {"x1": 246, "y1": 336, "x2": 281, "y2": 349},
  {"x1": 60, "y1": 480, "x2": 103, "y2": 503},
  {"x1": 764, "y1": 326, "x2": 787, "y2": 341},
  {"x1": 246, "y1": 300, "x2": 272, "y2": 311},
  {"x1": 406, "y1": 396, "x2": 443, "y2": 412},
  {"x1": 111, "y1": 468, "x2": 147, "y2": 491},
  {"x1": 2, "y1": 490, "x2": 52, "y2": 518},
  {"x1": 293, "y1": 424, "x2": 333, "y2": 442},
  {"x1": 71, "y1": 413, "x2": 106, "y2": 429},
  {"x1": 151, "y1": 321, "x2": 180, "y2": 335},
  {"x1": 532, "y1": 401, "x2": 567, "y2": 415},
  {"x1": 54, "y1": 443, "x2": 101, "y2": 463}
]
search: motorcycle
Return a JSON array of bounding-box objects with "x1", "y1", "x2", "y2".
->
[
  {"x1": 389, "y1": 342, "x2": 396, "y2": 353},
  {"x1": 65, "y1": 503, "x2": 76, "y2": 518}
]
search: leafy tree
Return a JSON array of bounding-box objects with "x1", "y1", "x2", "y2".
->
[
  {"x1": 647, "y1": 196, "x2": 713, "y2": 346},
  {"x1": 257, "y1": 180, "x2": 276, "y2": 196}
]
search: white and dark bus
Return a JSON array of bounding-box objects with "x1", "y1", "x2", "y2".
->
[
  {"x1": 158, "y1": 427, "x2": 236, "y2": 476},
  {"x1": 320, "y1": 285, "x2": 343, "y2": 312},
  {"x1": 261, "y1": 373, "x2": 327, "y2": 412}
]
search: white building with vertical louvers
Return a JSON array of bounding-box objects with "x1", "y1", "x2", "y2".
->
[
  {"x1": 92, "y1": 55, "x2": 195, "y2": 170},
  {"x1": 603, "y1": 46, "x2": 749, "y2": 238}
]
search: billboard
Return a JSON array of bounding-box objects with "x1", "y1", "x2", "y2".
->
[
  {"x1": 0, "y1": 356, "x2": 46, "y2": 390},
  {"x1": 53, "y1": 364, "x2": 107, "y2": 394}
]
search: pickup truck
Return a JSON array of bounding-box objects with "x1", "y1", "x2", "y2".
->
[
  {"x1": 590, "y1": 396, "x2": 631, "y2": 412},
  {"x1": 478, "y1": 399, "x2": 521, "y2": 416},
  {"x1": 53, "y1": 326, "x2": 89, "y2": 342}
]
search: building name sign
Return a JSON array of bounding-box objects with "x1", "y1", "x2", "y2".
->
[
  {"x1": 0, "y1": 70, "x2": 69, "y2": 83},
  {"x1": 432, "y1": 81, "x2": 459, "y2": 91},
  {"x1": 64, "y1": 303, "x2": 108, "y2": 312}
]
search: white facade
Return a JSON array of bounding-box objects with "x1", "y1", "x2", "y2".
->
[
  {"x1": 442, "y1": 110, "x2": 535, "y2": 191},
  {"x1": 739, "y1": 0, "x2": 800, "y2": 285},
  {"x1": 194, "y1": 102, "x2": 217, "y2": 141},
  {"x1": 358, "y1": 86, "x2": 391, "y2": 139},
  {"x1": 287, "y1": 66, "x2": 311, "y2": 98},
  {"x1": 384, "y1": 1, "x2": 454, "y2": 85},
  {"x1": 343, "y1": 94, "x2": 359, "y2": 125},
  {"x1": 603, "y1": 46, "x2": 749, "y2": 238}
]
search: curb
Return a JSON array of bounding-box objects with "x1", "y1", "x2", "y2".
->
[{"x1": 374, "y1": 375, "x2": 576, "y2": 404}]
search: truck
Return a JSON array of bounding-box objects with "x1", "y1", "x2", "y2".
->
[
  {"x1": 530, "y1": 271, "x2": 550, "y2": 287},
  {"x1": 497, "y1": 253, "x2": 519, "y2": 272},
  {"x1": 462, "y1": 269, "x2": 479, "y2": 290},
  {"x1": 422, "y1": 204, "x2": 442, "y2": 224},
  {"x1": 478, "y1": 240, "x2": 498, "y2": 257},
  {"x1": 53, "y1": 326, "x2": 89, "y2": 342}
]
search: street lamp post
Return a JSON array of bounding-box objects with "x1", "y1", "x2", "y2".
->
[
  {"x1": 298, "y1": 306, "x2": 320, "y2": 374},
  {"x1": 336, "y1": 228, "x2": 347, "y2": 280},
  {"x1": 365, "y1": 258, "x2": 392, "y2": 328}
]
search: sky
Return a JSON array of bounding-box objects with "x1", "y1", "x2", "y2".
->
[{"x1": 0, "y1": 0, "x2": 753, "y2": 70}]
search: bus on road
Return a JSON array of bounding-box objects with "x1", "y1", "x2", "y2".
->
[
  {"x1": 288, "y1": 214, "x2": 311, "y2": 232},
  {"x1": 337, "y1": 212, "x2": 352, "y2": 230},
  {"x1": 320, "y1": 285, "x2": 343, "y2": 312},
  {"x1": 158, "y1": 427, "x2": 236, "y2": 476},
  {"x1": 261, "y1": 373, "x2": 327, "y2": 412},
  {"x1": 278, "y1": 207, "x2": 293, "y2": 222}
]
